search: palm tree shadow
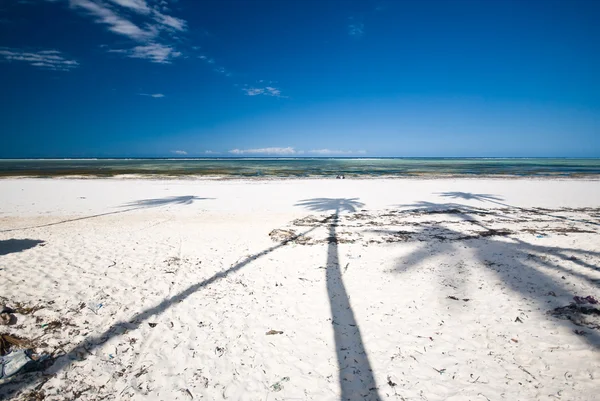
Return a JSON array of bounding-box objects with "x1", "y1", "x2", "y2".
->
[
  {"x1": 296, "y1": 198, "x2": 381, "y2": 400},
  {"x1": 0, "y1": 216, "x2": 330, "y2": 397},
  {"x1": 437, "y1": 191, "x2": 600, "y2": 227},
  {"x1": 0, "y1": 239, "x2": 45, "y2": 256},
  {"x1": 403, "y1": 199, "x2": 600, "y2": 275},
  {"x1": 397, "y1": 199, "x2": 519, "y2": 224},
  {"x1": 296, "y1": 198, "x2": 365, "y2": 214},
  {"x1": 120, "y1": 195, "x2": 206, "y2": 208},
  {"x1": 397, "y1": 200, "x2": 600, "y2": 270},
  {"x1": 1, "y1": 195, "x2": 214, "y2": 233},
  {"x1": 392, "y1": 203, "x2": 600, "y2": 349},
  {"x1": 436, "y1": 192, "x2": 505, "y2": 203}
]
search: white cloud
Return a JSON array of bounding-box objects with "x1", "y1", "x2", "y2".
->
[
  {"x1": 264, "y1": 86, "x2": 281, "y2": 96},
  {"x1": 152, "y1": 12, "x2": 186, "y2": 31},
  {"x1": 139, "y1": 93, "x2": 165, "y2": 98},
  {"x1": 348, "y1": 23, "x2": 364, "y2": 37},
  {"x1": 171, "y1": 150, "x2": 187, "y2": 155},
  {"x1": 242, "y1": 86, "x2": 284, "y2": 97},
  {"x1": 105, "y1": 0, "x2": 186, "y2": 30},
  {"x1": 67, "y1": 0, "x2": 186, "y2": 63},
  {"x1": 229, "y1": 147, "x2": 296, "y2": 155},
  {"x1": 243, "y1": 88, "x2": 264, "y2": 96},
  {"x1": 0, "y1": 47, "x2": 79, "y2": 71},
  {"x1": 309, "y1": 149, "x2": 367, "y2": 155},
  {"x1": 198, "y1": 55, "x2": 215, "y2": 63},
  {"x1": 70, "y1": 0, "x2": 156, "y2": 41},
  {"x1": 108, "y1": 0, "x2": 150, "y2": 14},
  {"x1": 113, "y1": 43, "x2": 181, "y2": 63},
  {"x1": 204, "y1": 150, "x2": 217, "y2": 154},
  {"x1": 158, "y1": 0, "x2": 169, "y2": 11},
  {"x1": 198, "y1": 55, "x2": 232, "y2": 76}
]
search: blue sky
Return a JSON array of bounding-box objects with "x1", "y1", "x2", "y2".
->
[{"x1": 0, "y1": 0, "x2": 599, "y2": 158}]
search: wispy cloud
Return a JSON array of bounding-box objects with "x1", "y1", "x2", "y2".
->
[
  {"x1": 111, "y1": 43, "x2": 181, "y2": 63},
  {"x1": 70, "y1": 0, "x2": 155, "y2": 41},
  {"x1": 66, "y1": 0, "x2": 186, "y2": 63},
  {"x1": 107, "y1": 0, "x2": 150, "y2": 14},
  {"x1": 198, "y1": 55, "x2": 215, "y2": 63},
  {"x1": 69, "y1": 1, "x2": 281, "y2": 94},
  {"x1": 198, "y1": 54, "x2": 232, "y2": 76},
  {"x1": 309, "y1": 149, "x2": 367, "y2": 155},
  {"x1": 0, "y1": 48, "x2": 79, "y2": 71},
  {"x1": 152, "y1": 11, "x2": 186, "y2": 31},
  {"x1": 157, "y1": 0, "x2": 170, "y2": 12},
  {"x1": 229, "y1": 147, "x2": 296, "y2": 155},
  {"x1": 71, "y1": 0, "x2": 186, "y2": 37},
  {"x1": 242, "y1": 86, "x2": 284, "y2": 98},
  {"x1": 171, "y1": 150, "x2": 187, "y2": 155},
  {"x1": 348, "y1": 22, "x2": 364, "y2": 37},
  {"x1": 139, "y1": 93, "x2": 165, "y2": 98}
]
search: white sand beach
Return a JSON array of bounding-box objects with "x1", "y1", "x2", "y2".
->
[{"x1": 1, "y1": 177, "x2": 599, "y2": 400}]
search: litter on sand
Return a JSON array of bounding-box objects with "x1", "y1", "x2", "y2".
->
[
  {"x1": 447, "y1": 296, "x2": 470, "y2": 302},
  {"x1": 0, "y1": 313, "x2": 16, "y2": 326},
  {"x1": 573, "y1": 296, "x2": 598, "y2": 305},
  {"x1": 270, "y1": 376, "x2": 290, "y2": 392},
  {"x1": 266, "y1": 330, "x2": 284, "y2": 335},
  {"x1": 0, "y1": 334, "x2": 32, "y2": 356},
  {"x1": 548, "y1": 304, "x2": 600, "y2": 330},
  {"x1": 0, "y1": 350, "x2": 48, "y2": 379}
]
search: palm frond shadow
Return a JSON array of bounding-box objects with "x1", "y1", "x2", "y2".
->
[
  {"x1": 120, "y1": 195, "x2": 206, "y2": 208},
  {"x1": 397, "y1": 200, "x2": 600, "y2": 264},
  {"x1": 295, "y1": 198, "x2": 380, "y2": 400},
  {"x1": 296, "y1": 198, "x2": 365, "y2": 214},
  {"x1": 436, "y1": 191, "x2": 505, "y2": 202},
  {"x1": 437, "y1": 191, "x2": 600, "y2": 227},
  {"x1": 1, "y1": 195, "x2": 213, "y2": 233},
  {"x1": 392, "y1": 202, "x2": 600, "y2": 349},
  {"x1": 397, "y1": 200, "x2": 517, "y2": 223}
]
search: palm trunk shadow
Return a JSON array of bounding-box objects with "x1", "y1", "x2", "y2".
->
[
  {"x1": 327, "y1": 212, "x2": 380, "y2": 400},
  {"x1": 0, "y1": 217, "x2": 327, "y2": 397}
]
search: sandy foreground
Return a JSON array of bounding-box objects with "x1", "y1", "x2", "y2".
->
[{"x1": 0, "y1": 177, "x2": 599, "y2": 401}]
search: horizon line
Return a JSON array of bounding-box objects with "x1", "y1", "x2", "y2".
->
[{"x1": 2, "y1": 156, "x2": 600, "y2": 160}]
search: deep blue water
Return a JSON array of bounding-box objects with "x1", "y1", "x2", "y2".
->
[{"x1": 1, "y1": 158, "x2": 599, "y2": 177}]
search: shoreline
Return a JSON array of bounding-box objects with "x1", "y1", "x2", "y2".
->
[
  {"x1": 2, "y1": 158, "x2": 600, "y2": 180},
  {"x1": 2, "y1": 173, "x2": 600, "y2": 180}
]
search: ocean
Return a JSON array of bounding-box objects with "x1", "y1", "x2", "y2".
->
[{"x1": 1, "y1": 158, "x2": 599, "y2": 178}]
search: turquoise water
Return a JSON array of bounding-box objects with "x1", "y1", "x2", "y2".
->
[{"x1": 1, "y1": 158, "x2": 599, "y2": 177}]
